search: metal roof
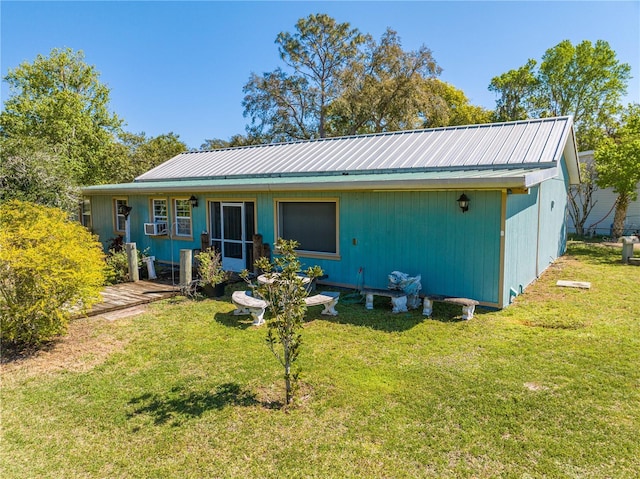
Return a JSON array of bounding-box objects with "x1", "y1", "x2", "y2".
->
[
  {"x1": 135, "y1": 116, "x2": 579, "y2": 185},
  {"x1": 83, "y1": 167, "x2": 560, "y2": 195}
]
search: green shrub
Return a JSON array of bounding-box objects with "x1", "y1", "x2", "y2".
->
[
  {"x1": 0, "y1": 200, "x2": 106, "y2": 348},
  {"x1": 195, "y1": 248, "x2": 226, "y2": 286},
  {"x1": 104, "y1": 249, "x2": 129, "y2": 285},
  {"x1": 103, "y1": 238, "x2": 150, "y2": 285}
]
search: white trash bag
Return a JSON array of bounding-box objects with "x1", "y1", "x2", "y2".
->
[{"x1": 388, "y1": 271, "x2": 422, "y2": 309}]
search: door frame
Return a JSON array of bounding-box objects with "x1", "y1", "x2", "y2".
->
[
  {"x1": 208, "y1": 199, "x2": 256, "y2": 272},
  {"x1": 220, "y1": 202, "x2": 245, "y2": 271}
]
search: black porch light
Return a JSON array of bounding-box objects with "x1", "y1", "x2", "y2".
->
[
  {"x1": 189, "y1": 195, "x2": 199, "y2": 208},
  {"x1": 456, "y1": 193, "x2": 470, "y2": 213},
  {"x1": 117, "y1": 204, "x2": 133, "y2": 218}
]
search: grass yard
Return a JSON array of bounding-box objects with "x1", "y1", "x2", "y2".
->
[{"x1": 1, "y1": 242, "x2": 639, "y2": 478}]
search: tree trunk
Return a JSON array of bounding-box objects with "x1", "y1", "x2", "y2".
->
[
  {"x1": 612, "y1": 194, "x2": 629, "y2": 238},
  {"x1": 284, "y1": 360, "x2": 292, "y2": 405}
]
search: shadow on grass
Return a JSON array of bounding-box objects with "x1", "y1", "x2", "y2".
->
[
  {"x1": 566, "y1": 241, "x2": 626, "y2": 266},
  {"x1": 213, "y1": 310, "x2": 255, "y2": 330},
  {"x1": 0, "y1": 339, "x2": 59, "y2": 364},
  {"x1": 312, "y1": 294, "x2": 478, "y2": 331},
  {"x1": 212, "y1": 288, "x2": 483, "y2": 332},
  {"x1": 127, "y1": 382, "x2": 280, "y2": 426}
]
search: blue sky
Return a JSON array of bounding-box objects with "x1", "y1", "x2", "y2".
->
[{"x1": 2, "y1": 1, "x2": 639, "y2": 149}]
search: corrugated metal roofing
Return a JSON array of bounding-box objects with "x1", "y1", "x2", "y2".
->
[
  {"x1": 135, "y1": 116, "x2": 577, "y2": 183},
  {"x1": 84, "y1": 167, "x2": 557, "y2": 195}
]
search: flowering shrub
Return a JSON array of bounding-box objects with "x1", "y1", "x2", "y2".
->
[{"x1": 0, "y1": 200, "x2": 105, "y2": 348}]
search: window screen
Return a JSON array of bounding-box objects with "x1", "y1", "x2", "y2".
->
[
  {"x1": 174, "y1": 199, "x2": 192, "y2": 237},
  {"x1": 278, "y1": 201, "x2": 337, "y2": 254}
]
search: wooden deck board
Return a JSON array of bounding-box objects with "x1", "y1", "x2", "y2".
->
[{"x1": 77, "y1": 280, "x2": 180, "y2": 318}]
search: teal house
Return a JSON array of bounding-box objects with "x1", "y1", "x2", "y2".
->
[{"x1": 82, "y1": 116, "x2": 580, "y2": 309}]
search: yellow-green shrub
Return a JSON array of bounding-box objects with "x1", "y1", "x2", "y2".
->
[{"x1": 0, "y1": 200, "x2": 105, "y2": 348}]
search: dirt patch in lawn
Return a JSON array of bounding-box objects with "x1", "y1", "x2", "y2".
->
[
  {"x1": 515, "y1": 254, "x2": 587, "y2": 304},
  {"x1": 1, "y1": 314, "x2": 131, "y2": 383}
]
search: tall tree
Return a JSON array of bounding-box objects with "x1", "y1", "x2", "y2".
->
[
  {"x1": 276, "y1": 13, "x2": 366, "y2": 138},
  {"x1": 120, "y1": 131, "x2": 187, "y2": 179},
  {"x1": 328, "y1": 29, "x2": 442, "y2": 135},
  {"x1": 0, "y1": 48, "x2": 125, "y2": 186},
  {"x1": 243, "y1": 14, "x2": 365, "y2": 141},
  {"x1": 418, "y1": 79, "x2": 493, "y2": 128},
  {"x1": 244, "y1": 16, "x2": 488, "y2": 141},
  {"x1": 488, "y1": 59, "x2": 538, "y2": 122},
  {"x1": 595, "y1": 104, "x2": 640, "y2": 237},
  {"x1": 243, "y1": 69, "x2": 317, "y2": 142},
  {"x1": 489, "y1": 40, "x2": 631, "y2": 149}
]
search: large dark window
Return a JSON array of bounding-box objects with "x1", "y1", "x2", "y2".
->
[{"x1": 278, "y1": 201, "x2": 337, "y2": 255}]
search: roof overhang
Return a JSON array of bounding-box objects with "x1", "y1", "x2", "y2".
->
[
  {"x1": 82, "y1": 167, "x2": 559, "y2": 195},
  {"x1": 561, "y1": 124, "x2": 581, "y2": 185}
]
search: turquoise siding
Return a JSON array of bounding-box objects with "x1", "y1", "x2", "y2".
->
[
  {"x1": 503, "y1": 188, "x2": 539, "y2": 304},
  {"x1": 89, "y1": 195, "x2": 205, "y2": 260},
  {"x1": 89, "y1": 190, "x2": 503, "y2": 304},
  {"x1": 537, "y1": 160, "x2": 569, "y2": 271},
  {"x1": 502, "y1": 157, "x2": 570, "y2": 306}
]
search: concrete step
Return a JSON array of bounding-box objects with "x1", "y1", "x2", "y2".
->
[{"x1": 628, "y1": 257, "x2": 640, "y2": 266}]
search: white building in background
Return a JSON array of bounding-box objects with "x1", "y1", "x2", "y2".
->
[{"x1": 569, "y1": 151, "x2": 640, "y2": 236}]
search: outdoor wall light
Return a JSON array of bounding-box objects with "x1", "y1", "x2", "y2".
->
[
  {"x1": 189, "y1": 195, "x2": 199, "y2": 208},
  {"x1": 117, "y1": 204, "x2": 133, "y2": 218},
  {"x1": 457, "y1": 193, "x2": 470, "y2": 213}
]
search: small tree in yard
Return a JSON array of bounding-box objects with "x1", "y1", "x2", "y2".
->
[
  {"x1": 250, "y1": 238, "x2": 322, "y2": 406},
  {"x1": 0, "y1": 200, "x2": 105, "y2": 349}
]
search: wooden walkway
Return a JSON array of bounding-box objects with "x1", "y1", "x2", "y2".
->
[{"x1": 83, "y1": 281, "x2": 180, "y2": 317}]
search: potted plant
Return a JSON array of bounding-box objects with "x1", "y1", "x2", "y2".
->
[{"x1": 195, "y1": 248, "x2": 227, "y2": 297}]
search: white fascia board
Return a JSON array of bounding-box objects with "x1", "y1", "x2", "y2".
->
[
  {"x1": 523, "y1": 167, "x2": 559, "y2": 188},
  {"x1": 562, "y1": 124, "x2": 581, "y2": 185}
]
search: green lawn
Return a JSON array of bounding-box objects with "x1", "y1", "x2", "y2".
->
[{"x1": 2, "y1": 242, "x2": 639, "y2": 478}]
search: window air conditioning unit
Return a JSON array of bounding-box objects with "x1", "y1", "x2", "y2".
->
[{"x1": 144, "y1": 222, "x2": 168, "y2": 236}]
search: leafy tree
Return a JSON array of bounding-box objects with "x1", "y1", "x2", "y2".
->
[
  {"x1": 119, "y1": 131, "x2": 187, "y2": 179},
  {"x1": 243, "y1": 69, "x2": 317, "y2": 142},
  {"x1": 200, "y1": 134, "x2": 263, "y2": 150},
  {"x1": 488, "y1": 59, "x2": 538, "y2": 122},
  {"x1": 418, "y1": 79, "x2": 493, "y2": 128},
  {"x1": 489, "y1": 40, "x2": 631, "y2": 149},
  {"x1": 244, "y1": 16, "x2": 488, "y2": 141},
  {"x1": 243, "y1": 14, "x2": 365, "y2": 141},
  {"x1": 276, "y1": 13, "x2": 366, "y2": 138},
  {"x1": 0, "y1": 200, "x2": 106, "y2": 349},
  {"x1": 595, "y1": 104, "x2": 640, "y2": 237},
  {"x1": 249, "y1": 239, "x2": 322, "y2": 406},
  {"x1": 0, "y1": 137, "x2": 79, "y2": 213},
  {"x1": 328, "y1": 29, "x2": 442, "y2": 135},
  {"x1": 0, "y1": 47, "x2": 126, "y2": 186}
]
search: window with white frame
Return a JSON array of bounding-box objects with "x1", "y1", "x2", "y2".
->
[
  {"x1": 174, "y1": 198, "x2": 192, "y2": 237},
  {"x1": 151, "y1": 198, "x2": 168, "y2": 234},
  {"x1": 81, "y1": 197, "x2": 92, "y2": 229},
  {"x1": 114, "y1": 198, "x2": 128, "y2": 233},
  {"x1": 277, "y1": 200, "x2": 338, "y2": 255}
]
